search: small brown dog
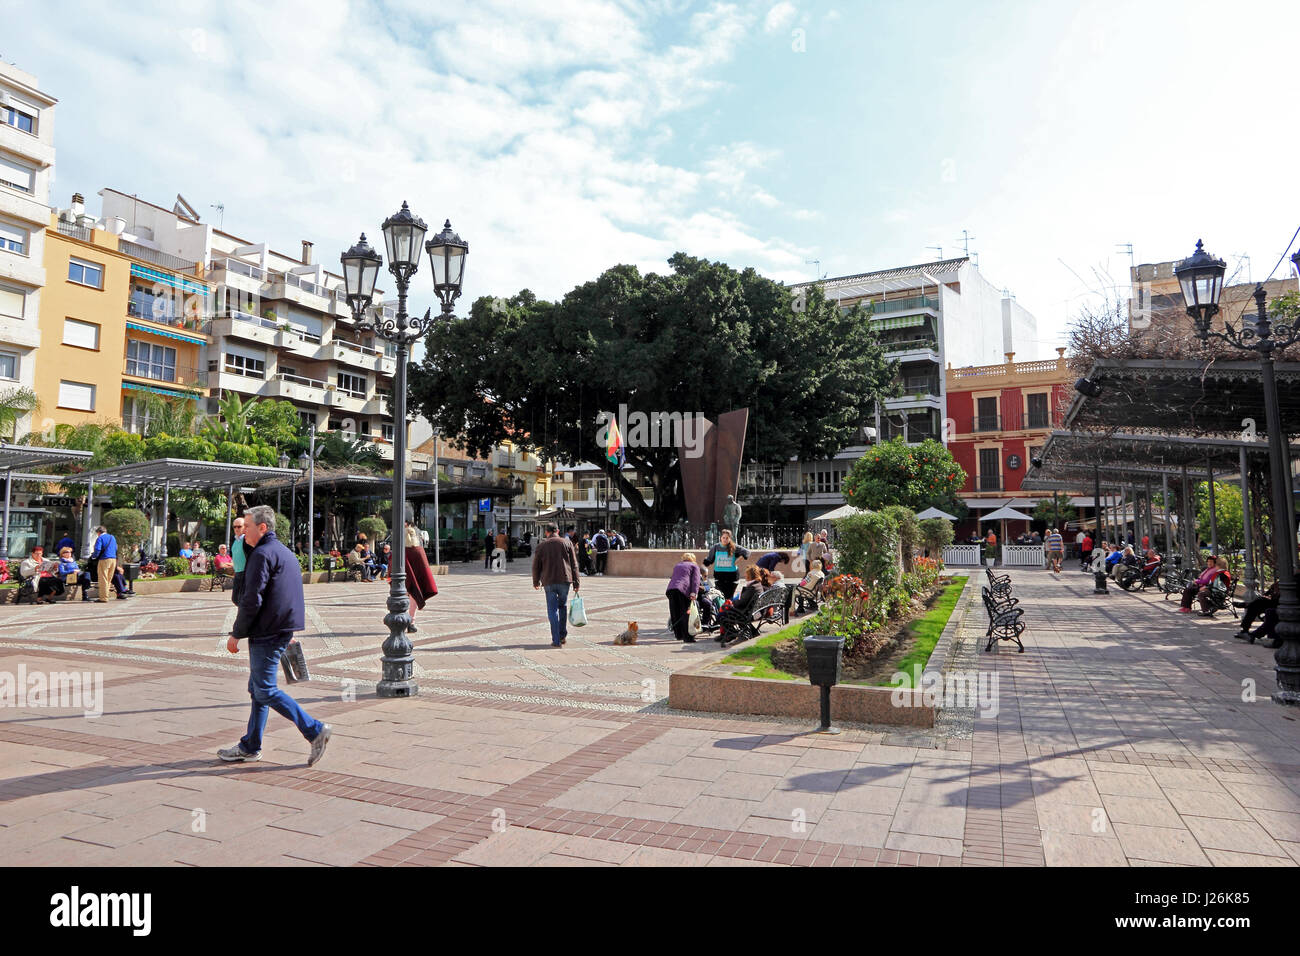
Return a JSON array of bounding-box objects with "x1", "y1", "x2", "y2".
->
[{"x1": 613, "y1": 621, "x2": 639, "y2": 645}]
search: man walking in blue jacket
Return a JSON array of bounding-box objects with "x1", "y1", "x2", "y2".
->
[
  {"x1": 89, "y1": 525, "x2": 125, "y2": 602},
  {"x1": 219, "y1": 505, "x2": 331, "y2": 766}
]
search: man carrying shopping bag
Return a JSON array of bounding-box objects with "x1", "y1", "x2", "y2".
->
[{"x1": 532, "y1": 522, "x2": 580, "y2": 648}]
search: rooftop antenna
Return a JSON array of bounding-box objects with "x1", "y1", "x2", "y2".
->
[
  {"x1": 805, "y1": 258, "x2": 823, "y2": 279},
  {"x1": 926, "y1": 245, "x2": 943, "y2": 260},
  {"x1": 1116, "y1": 242, "x2": 1134, "y2": 275},
  {"x1": 211, "y1": 202, "x2": 225, "y2": 230},
  {"x1": 956, "y1": 230, "x2": 976, "y2": 256}
]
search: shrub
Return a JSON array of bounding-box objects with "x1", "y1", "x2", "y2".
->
[
  {"x1": 103, "y1": 508, "x2": 150, "y2": 557},
  {"x1": 164, "y1": 557, "x2": 189, "y2": 577},
  {"x1": 880, "y1": 505, "x2": 920, "y2": 572},
  {"x1": 357, "y1": 516, "x2": 388, "y2": 544},
  {"x1": 918, "y1": 518, "x2": 954, "y2": 557},
  {"x1": 272, "y1": 510, "x2": 290, "y2": 541},
  {"x1": 833, "y1": 511, "x2": 901, "y2": 590}
]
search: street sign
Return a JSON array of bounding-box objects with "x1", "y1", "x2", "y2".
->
[{"x1": 478, "y1": 497, "x2": 491, "y2": 513}]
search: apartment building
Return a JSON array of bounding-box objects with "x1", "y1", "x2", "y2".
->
[
  {"x1": 97, "y1": 188, "x2": 404, "y2": 461},
  {"x1": 793, "y1": 256, "x2": 1038, "y2": 446},
  {"x1": 1129, "y1": 253, "x2": 1298, "y2": 338},
  {"x1": 945, "y1": 349, "x2": 1073, "y2": 538},
  {"x1": 0, "y1": 61, "x2": 57, "y2": 437},
  {"x1": 36, "y1": 197, "x2": 212, "y2": 431}
]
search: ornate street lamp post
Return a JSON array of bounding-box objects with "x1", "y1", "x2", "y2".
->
[
  {"x1": 341, "y1": 208, "x2": 467, "y2": 698},
  {"x1": 1176, "y1": 240, "x2": 1300, "y2": 703}
]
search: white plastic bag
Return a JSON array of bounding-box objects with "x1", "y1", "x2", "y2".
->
[
  {"x1": 687, "y1": 601, "x2": 701, "y2": 636},
  {"x1": 568, "y1": 594, "x2": 588, "y2": 627}
]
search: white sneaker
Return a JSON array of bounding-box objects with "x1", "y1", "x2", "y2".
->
[{"x1": 308, "y1": 724, "x2": 332, "y2": 767}]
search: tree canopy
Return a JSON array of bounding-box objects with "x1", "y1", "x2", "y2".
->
[
  {"x1": 841, "y1": 438, "x2": 967, "y2": 513},
  {"x1": 408, "y1": 253, "x2": 898, "y2": 520}
]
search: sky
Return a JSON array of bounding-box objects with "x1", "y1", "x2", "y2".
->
[{"x1": 3, "y1": 0, "x2": 1299, "y2": 360}]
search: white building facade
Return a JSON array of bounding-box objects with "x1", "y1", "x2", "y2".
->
[{"x1": 0, "y1": 61, "x2": 57, "y2": 436}]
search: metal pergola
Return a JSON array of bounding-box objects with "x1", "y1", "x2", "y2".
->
[
  {"x1": 1025, "y1": 426, "x2": 1299, "y2": 597},
  {"x1": 0, "y1": 444, "x2": 93, "y2": 561},
  {"x1": 66, "y1": 458, "x2": 303, "y2": 558}
]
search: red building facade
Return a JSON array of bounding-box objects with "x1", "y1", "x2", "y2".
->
[{"x1": 945, "y1": 349, "x2": 1072, "y2": 541}]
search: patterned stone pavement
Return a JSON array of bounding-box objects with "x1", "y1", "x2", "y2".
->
[{"x1": 3, "y1": 563, "x2": 1300, "y2": 866}]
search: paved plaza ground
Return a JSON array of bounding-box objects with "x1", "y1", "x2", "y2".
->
[{"x1": 3, "y1": 563, "x2": 1300, "y2": 866}]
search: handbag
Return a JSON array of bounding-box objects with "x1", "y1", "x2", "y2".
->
[
  {"x1": 568, "y1": 594, "x2": 588, "y2": 627},
  {"x1": 280, "y1": 640, "x2": 311, "y2": 683},
  {"x1": 687, "y1": 601, "x2": 702, "y2": 636}
]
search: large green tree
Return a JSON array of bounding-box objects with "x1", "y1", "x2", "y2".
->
[
  {"x1": 408, "y1": 253, "x2": 898, "y2": 521},
  {"x1": 841, "y1": 438, "x2": 967, "y2": 513}
]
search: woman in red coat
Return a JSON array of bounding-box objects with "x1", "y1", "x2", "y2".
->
[{"x1": 403, "y1": 520, "x2": 437, "y2": 633}]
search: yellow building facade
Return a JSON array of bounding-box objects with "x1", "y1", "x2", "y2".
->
[{"x1": 37, "y1": 214, "x2": 210, "y2": 434}]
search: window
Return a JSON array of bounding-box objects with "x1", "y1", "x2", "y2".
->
[
  {"x1": 279, "y1": 366, "x2": 297, "y2": 378},
  {"x1": 62, "y1": 318, "x2": 100, "y2": 350},
  {"x1": 2, "y1": 106, "x2": 35, "y2": 134},
  {"x1": 126, "y1": 340, "x2": 176, "y2": 381},
  {"x1": 0, "y1": 222, "x2": 26, "y2": 254},
  {"x1": 382, "y1": 422, "x2": 395, "y2": 442},
  {"x1": 337, "y1": 372, "x2": 365, "y2": 397},
  {"x1": 223, "y1": 352, "x2": 265, "y2": 378},
  {"x1": 121, "y1": 396, "x2": 149, "y2": 434},
  {"x1": 0, "y1": 154, "x2": 34, "y2": 193},
  {"x1": 978, "y1": 448, "x2": 1001, "y2": 491},
  {"x1": 975, "y1": 397, "x2": 999, "y2": 431},
  {"x1": 0, "y1": 284, "x2": 24, "y2": 318},
  {"x1": 297, "y1": 411, "x2": 316, "y2": 431},
  {"x1": 1026, "y1": 392, "x2": 1050, "y2": 429},
  {"x1": 0, "y1": 350, "x2": 17, "y2": 380},
  {"x1": 68, "y1": 257, "x2": 104, "y2": 289},
  {"x1": 58, "y1": 380, "x2": 95, "y2": 411}
]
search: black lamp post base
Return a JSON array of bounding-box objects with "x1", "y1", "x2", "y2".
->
[{"x1": 377, "y1": 678, "x2": 419, "y2": 698}]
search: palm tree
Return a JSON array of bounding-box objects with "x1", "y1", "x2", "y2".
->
[
  {"x1": 318, "y1": 430, "x2": 385, "y2": 470},
  {"x1": 138, "y1": 392, "x2": 204, "y2": 438},
  {"x1": 202, "y1": 391, "x2": 256, "y2": 445},
  {"x1": 0, "y1": 387, "x2": 40, "y2": 442}
]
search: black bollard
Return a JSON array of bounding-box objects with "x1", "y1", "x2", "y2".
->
[{"x1": 1094, "y1": 569, "x2": 1109, "y2": 594}]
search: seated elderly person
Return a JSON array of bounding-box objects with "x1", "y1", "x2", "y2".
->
[
  {"x1": 212, "y1": 544, "x2": 234, "y2": 575},
  {"x1": 20, "y1": 547, "x2": 62, "y2": 603},
  {"x1": 58, "y1": 547, "x2": 93, "y2": 600},
  {"x1": 795, "y1": 559, "x2": 826, "y2": 615},
  {"x1": 346, "y1": 543, "x2": 374, "y2": 581}
]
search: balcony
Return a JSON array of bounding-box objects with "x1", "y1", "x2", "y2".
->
[
  {"x1": 123, "y1": 358, "x2": 206, "y2": 391},
  {"x1": 899, "y1": 376, "x2": 940, "y2": 396},
  {"x1": 870, "y1": 294, "x2": 940, "y2": 315},
  {"x1": 266, "y1": 270, "x2": 332, "y2": 310},
  {"x1": 127, "y1": 294, "x2": 211, "y2": 337},
  {"x1": 208, "y1": 258, "x2": 269, "y2": 297},
  {"x1": 332, "y1": 339, "x2": 382, "y2": 370},
  {"x1": 972, "y1": 414, "x2": 1001, "y2": 432},
  {"x1": 213, "y1": 311, "x2": 279, "y2": 348},
  {"x1": 271, "y1": 372, "x2": 328, "y2": 404},
  {"x1": 883, "y1": 338, "x2": 939, "y2": 361},
  {"x1": 978, "y1": 474, "x2": 1003, "y2": 491}
]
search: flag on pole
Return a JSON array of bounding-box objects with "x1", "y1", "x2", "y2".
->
[{"x1": 605, "y1": 415, "x2": 625, "y2": 467}]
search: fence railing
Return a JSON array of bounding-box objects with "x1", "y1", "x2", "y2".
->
[
  {"x1": 1003, "y1": 545, "x2": 1046, "y2": 567},
  {"x1": 942, "y1": 544, "x2": 982, "y2": 566}
]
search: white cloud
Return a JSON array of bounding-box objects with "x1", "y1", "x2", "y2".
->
[
  {"x1": 764, "y1": 1, "x2": 797, "y2": 33},
  {"x1": 7, "y1": 0, "x2": 814, "y2": 310}
]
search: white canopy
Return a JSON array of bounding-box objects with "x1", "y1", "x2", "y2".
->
[
  {"x1": 916, "y1": 506, "x2": 957, "y2": 521},
  {"x1": 982, "y1": 506, "x2": 1035, "y2": 522},
  {"x1": 814, "y1": 504, "x2": 867, "y2": 521}
]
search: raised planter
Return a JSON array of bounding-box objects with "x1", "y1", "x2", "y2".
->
[{"x1": 669, "y1": 656, "x2": 934, "y2": 727}]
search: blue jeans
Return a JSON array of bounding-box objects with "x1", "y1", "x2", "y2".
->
[
  {"x1": 543, "y1": 583, "x2": 570, "y2": 645},
  {"x1": 240, "y1": 633, "x2": 323, "y2": 754}
]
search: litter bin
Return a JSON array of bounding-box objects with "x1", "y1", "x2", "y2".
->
[
  {"x1": 122, "y1": 563, "x2": 139, "y2": 594},
  {"x1": 804, "y1": 635, "x2": 845, "y2": 734}
]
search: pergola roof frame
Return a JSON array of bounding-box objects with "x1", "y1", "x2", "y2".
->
[
  {"x1": 0, "y1": 443, "x2": 93, "y2": 472},
  {"x1": 68, "y1": 458, "x2": 304, "y2": 490}
]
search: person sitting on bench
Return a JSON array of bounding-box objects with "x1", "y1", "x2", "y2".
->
[
  {"x1": 795, "y1": 559, "x2": 825, "y2": 614},
  {"x1": 58, "y1": 547, "x2": 93, "y2": 600},
  {"x1": 21, "y1": 547, "x2": 65, "y2": 602},
  {"x1": 718, "y1": 566, "x2": 765, "y2": 647}
]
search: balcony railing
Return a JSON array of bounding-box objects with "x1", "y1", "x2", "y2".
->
[
  {"x1": 882, "y1": 338, "x2": 938, "y2": 353},
  {"x1": 282, "y1": 272, "x2": 328, "y2": 298},
  {"x1": 870, "y1": 294, "x2": 940, "y2": 315},
  {"x1": 56, "y1": 220, "x2": 92, "y2": 241},
  {"x1": 124, "y1": 359, "x2": 204, "y2": 387},
  {"x1": 900, "y1": 377, "x2": 940, "y2": 395},
  {"x1": 222, "y1": 363, "x2": 266, "y2": 380},
  {"x1": 970, "y1": 411, "x2": 1061, "y2": 433},
  {"x1": 278, "y1": 372, "x2": 327, "y2": 389},
  {"x1": 120, "y1": 240, "x2": 198, "y2": 274},
  {"x1": 978, "y1": 474, "x2": 1003, "y2": 491},
  {"x1": 128, "y1": 295, "x2": 212, "y2": 334},
  {"x1": 210, "y1": 258, "x2": 265, "y2": 281},
  {"x1": 973, "y1": 414, "x2": 1001, "y2": 432},
  {"x1": 224, "y1": 309, "x2": 278, "y2": 330}
]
